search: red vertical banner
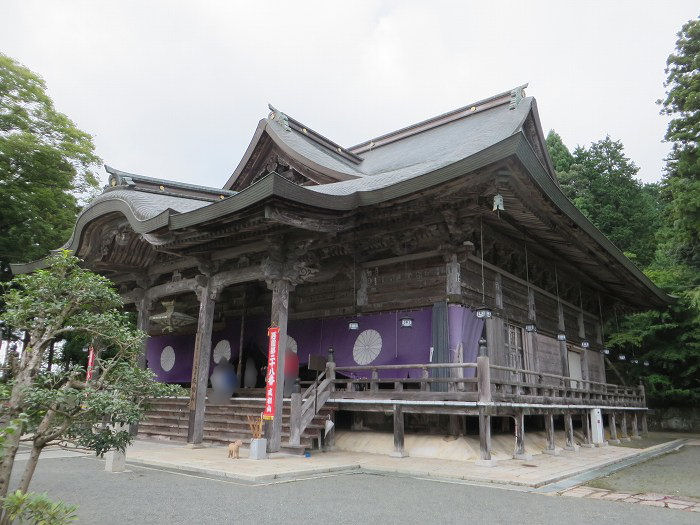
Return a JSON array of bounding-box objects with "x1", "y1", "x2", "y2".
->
[
  {"x1": 86, "y1": 345, "x2": 96, "y2": 381},
  {"x1": 263, "y1": 327, "x2": 280, "y2": 420}
]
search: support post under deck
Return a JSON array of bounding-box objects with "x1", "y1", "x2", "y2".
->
[
  {"x1": 620, "y1": 412, "x2": 631, "y2": 442},
  {"x1": 581, "y1": 413, "x2": 594, "y2": 448},
  {"x1": 631, "y1": 413, "x2": 641, "y2": 439},
  {"x1": 608, "y1": 412, "x2": 620, "y2": 444},
  {"x1": 513, "y1": 412, "x2": 531, "y2": 460},
  {"x1": 543, "y1": 413, "x2": 558, "y2": 455},
  {"x1": 564, "y1": 413, "x2": 578, "y2": 452},
  {"x1": 391, "y1": 405, "x2": 407, "y2": 458}
]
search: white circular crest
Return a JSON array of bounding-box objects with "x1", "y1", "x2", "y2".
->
[
  {"x1": 287, "y1": 336, "x2": 298, "y2": 354},
  {"x1": 353, "y1": 329, "x2": 382, "y2": 365},
  {"x1": 160, "y1": 346, "x2": 175, "y2": 371},
  {"x1": 213, "y1": 339, "x2": 231, "y2": 363}
]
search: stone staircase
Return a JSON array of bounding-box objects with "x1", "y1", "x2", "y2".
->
[{"x1": 138, "y1": 397, "x2": 336, "y2": 454}]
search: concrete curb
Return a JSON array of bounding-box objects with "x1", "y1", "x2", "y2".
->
[
  {"x1": 123, "y1": 439, "x2": 686, "y2": 489},
  {"x1": 125, "y1": 457, "x2": 362, "y2": 483},
  {"x1": 533, "y1": 439, "x2": 687, "y2": 492}
]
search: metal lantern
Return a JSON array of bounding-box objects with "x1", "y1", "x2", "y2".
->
[
  {"x1": 400, "y1": 317, "x2": 413, "y2": 328},
  {"x1": 581, "y1": 340, "x2": 590, "y2": 349},
  {"x1": 475, "y1": 305, "x2": 492, "y2": 319},
  {"x1": 557, "y1": 333, "x2": 567, "y2": 342},
  {"x1": 525, "y1": 323, "x2": 537, "y2": 333},
  {"x1": 603, "y1": 348, "x2": 610, "y2": 355},
  {"x1": 348, "y1": 321, "x2": 359, "y2": 330},
  {"x1": 643, "y1": 360, "x2": 649, "y2": 366},
  {"x1": 619, "y1": 354, "x2": 626, "y2": 361}
]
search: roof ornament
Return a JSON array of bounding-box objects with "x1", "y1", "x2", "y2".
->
[
  {"x1": 267, "y1": 104, "x2": 291, "y2": 132},
  {"x1": 509, "y1": 83, "x2": 528, "y2": 110},
  {"x1": 105, "y1": 165, "x2": 135, "y2": 188}
]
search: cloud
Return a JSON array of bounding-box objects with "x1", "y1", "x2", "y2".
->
[{"x1": 1, "y1": 0, "x2": 697, "y2": 186}]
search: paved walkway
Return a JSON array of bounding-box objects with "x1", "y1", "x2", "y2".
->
[
  {"x1": 124, "y1": 437, "x2": 683, "y2": 488},
  {"x1": 560, "y1": 486, "x2": 699, "y2": 512}
]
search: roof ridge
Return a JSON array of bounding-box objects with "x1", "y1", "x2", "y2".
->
[
  {"x1": 105, "y1": 165, "x2": 236, "y2": 201},
  {"x1": 267, "y1": 105, "x2": 363, "y2": 165},
  {"x1": 349, "y1": 84, "x2": 528, "y2": 154}
]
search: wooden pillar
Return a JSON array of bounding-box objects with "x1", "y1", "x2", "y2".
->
[
  {"x1": 236, "y1": 303, "x2": 246, "y2": 383},
  {"x1": 513, "y1": 412, "x2": 531, "y2": 460},
  {"x1": 631, "y1": 412, "x2": 641, "y2": 439},
  {"x1": 477, "y1": 354, "x2": 491, "y2": 403},
  {"x1": 608, "y1": 412, "x2": 620, "y2": 444},
  {"x1": 391, "y1": 405, "x2": 407, "y2": 457},
  {"x1": 557, "y1": 304, "x2": 570, "y2": 380},
  {"x1": 445, "y1": 253, "x2": 461, "y2": 300},
  {"x1": 478, "y1": 413, "x2": 492, "y2": 461},
  {"x1": 187, "y1": 279, "x2": 218, "y2": 445},
  {"x1": 564, "y1": 413, "x2": 578, "y2": 452},
  {"x1": 641, "y1": 412, "x2": 649, "y2": 435},
  {"x1": 543, "y1": 413, "x2": 558, "y2": 455},
  {"x1": 370, "y1": 369, "x2": 379, "y2": 392},
  {"x1": 266, "y1": 278, "x2": 291, "y2": 453},
  {"x1": 581, "y1": 413, "x2": 594, "y2": 447},
  {"x1": 135, "y1": 291, "x2": 152, "y2": 370},
  {"x1": 620, "y1": 412, "x2": 631, "y2": 441}
]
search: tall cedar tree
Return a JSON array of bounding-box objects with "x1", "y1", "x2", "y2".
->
[
  {"x1": 547, "y1": 134, "x2": 660, "y2": 267},
  {"x1": 543, "y1": 18, "x2": 700, "y2": 405}
]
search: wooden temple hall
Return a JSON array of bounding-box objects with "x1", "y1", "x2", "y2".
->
[{"x1": 14, "y1": 85, "x2": 671, "y2": 459}]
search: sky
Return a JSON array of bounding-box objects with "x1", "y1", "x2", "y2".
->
[{"x1": 1, "y1": 1, "x2": 697, "y2": 187}]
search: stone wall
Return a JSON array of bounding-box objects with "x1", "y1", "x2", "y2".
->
[{"x1": 647, "y1": 407, "x2": 700, "y2": 432}]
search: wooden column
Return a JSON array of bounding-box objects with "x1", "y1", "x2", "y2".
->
[
  {"x1": 631, "y1": 413, "x2": 640, "y2": 439},
  {"x1": 391, "y1": 405, "x2": 407, "y2": 457},
  {"x1": 135, "y1": 291, "x2": 152, "y2": 370},
  {"x1": 581, "y1": 413, "x2": 594, "y2": 447},
  {"x1": 478, "y1": 413, "x2": 492, "y2": 461},
  {"x1": 641, "y1": 412, "x2": 649, "y2": 435},
  {"x1": 564, "y1": 413, "x2": 578, "y2": 452},
  {"x1": 620, "y1": 412, "x2": 631, "y2": 441},
  {"x1": 513, "y1": 412, "x2": 531, "y2": 460},
  {"x1": 266, "y1": 278, "x2": 291, "y2": 453},
  {"x1": 187, "y1": 278, "x2": 218, "y2": 445},
  {"x1": 370, "y1": 369, "x2": 379, "y2": 392},
  {"x1": 445, "y1": 253, "x2": 461, "y2": 300},
  {"x1": 608, "y1": 412, "x2": 620, "y2": 444},
  {"x1": 543, "y1": 413, "x2": 558, "y2": 455},
  {"x1": 557, "y1": 304, "x2": 570, "y2": 379}
]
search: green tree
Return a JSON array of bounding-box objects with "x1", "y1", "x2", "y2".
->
[
  {"x1": 545, "y1": 130, "x2": 574, "y2": 173},
  {"x1": 0, "y1": 53, "x2": 99, "y2": 284},
  {"x1": 658, "y1": 17, "x2": 700, "y2": 271},
  {"x1": 0, "y1": 252, "x2": 181, "y2": 502},
  {"x1": 550, "y1": 136, "x2": 660, "y2": 267},
  {"x1": 605, "y1": 17, "x2": 700, "y2": 406}
]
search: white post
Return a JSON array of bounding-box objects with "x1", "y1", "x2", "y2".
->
[{"x1": 589, "y1": 408, "x2": 607, "y2": 446}]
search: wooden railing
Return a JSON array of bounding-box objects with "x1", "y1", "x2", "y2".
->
[
  {"x1": 488, "y1": 365, "x2": 645, "y2": 407},
  {"x1": 328, "y1": 358, "x2": 644, "y2": 408},
  {"x1": 287, "y1": 354, "x2": 645, "y2": 445},
  {"x1": 332, "y1": 363, "x2": 479, "y2": 393},
  {"x1": 289, "y1": 363, "x2": 335, "y2": 446}
]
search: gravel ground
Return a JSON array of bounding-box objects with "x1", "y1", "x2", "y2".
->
[
  {"x1": 587, "y1": 444, "x2": 700, "y2": 499},
  {"x1": 9, "y1": 454, "x2": 698, "y2": 525}
]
